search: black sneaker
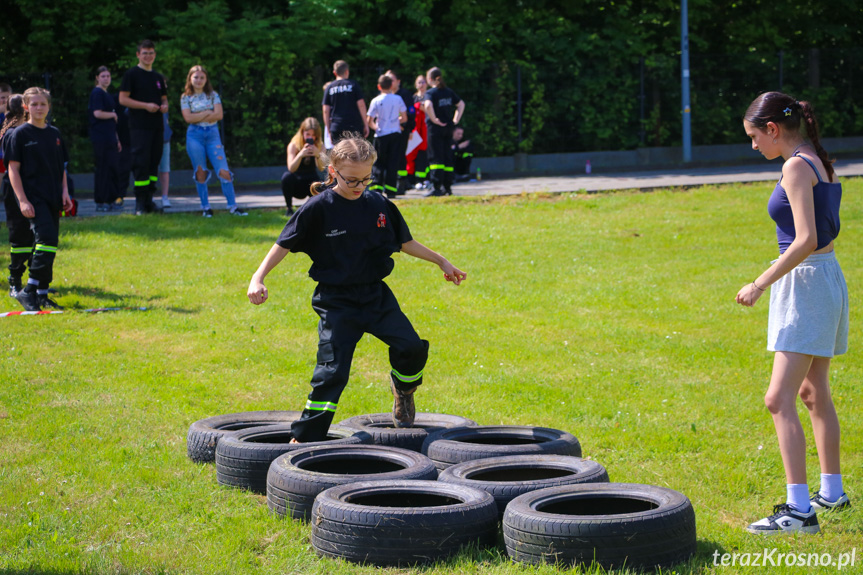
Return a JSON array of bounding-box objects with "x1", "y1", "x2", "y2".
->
[
  {"x1": 229, "y1": 207, "x2": 248, "y2": 216},
  {"x1": 746, "y1": 503, "x2": 820, "y2": 535},
  {"x1": 38, "y1": 295, "x2": 64, "y2": 310},
  {"x1": 96, "y1": 203, "x2": 109, "y2": 212},
  {"x1": 15, "y1": 289, "x2": 42, "y2": 312},
  {"x1": 390, "y1": 379, "x2": 416, "y2": 428},
  {"x1": 423, "y1": 188, "x2": 445, "y2": 197},
  {"x1": 202, "y1": 208, "x2": 214, "y2": 218},
  {"x1": 810, "y1": 492, "x2": 851, "y2": 512},
  {"x1": 286, "y1": 207, "x2": 294, "y2": 217}
]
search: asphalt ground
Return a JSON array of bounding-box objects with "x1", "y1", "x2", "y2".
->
[{"x1": 3, "y1": 159, "x2": 863, "y2": 221}]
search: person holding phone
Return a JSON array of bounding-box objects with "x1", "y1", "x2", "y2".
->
[{"x1": 281, "y1": 117, "x2": 325, "y2": 216}]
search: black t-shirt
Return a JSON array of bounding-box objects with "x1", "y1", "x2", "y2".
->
[
  {"x1": 119, "y1": 66, "x2": 168, "y2": 130},
  {"x1": 395, "y1": 88, "x2": 416, "y2": 132},
  {"x1": 276, "y1": 186, "x2": 413, "y2": 285},
  {"x1": 322, "y1": 78, "x2": 365, "y2": 133},
  {"x1": 88, "y1": 87, "x2": 118, "y2": 143},
  {"x1": 6, "y1": 123, "x2": 68, "y2": 206},
  {"x1": 424, "y1": 86, "x2": 462, "y2": 126}
]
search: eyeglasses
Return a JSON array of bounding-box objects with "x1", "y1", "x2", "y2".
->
[{"x1": 335, "y1": 168, "x2": 373, "y2": 189}]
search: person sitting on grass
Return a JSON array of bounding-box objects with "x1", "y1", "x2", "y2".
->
[{"x1": 247, "y1": 135, "x2": 466, "y2": 442}]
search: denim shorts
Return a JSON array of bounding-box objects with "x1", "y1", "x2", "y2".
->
[{"x1": 767, "y1": 252, "x2": 849, "y2": 357}]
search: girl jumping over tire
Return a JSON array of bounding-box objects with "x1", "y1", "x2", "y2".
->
[{"x1": 247, "y1": 135, "x2": 466, "y2": 442}]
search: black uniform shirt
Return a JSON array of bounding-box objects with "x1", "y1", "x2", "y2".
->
[
  {"x1": 6, "y1": 123, "x2": 68, "y2": 206},
  {"x1": 424, "y1": 86, "x2": 462, "y2": 126},
  {"x1": 395, "y1": 88, "x2": 416, "y2": 132},
  {"x1": 322, "y1": 78, "x2": 365, "y2": 133},
  {"x1": 88, "y1": 87, "x2": 118, "y2": 143},
  {"x1": 119, "y1": 67, "x2": 167, "y2": 130},
  {"x1": 276, "y1": 186, "x2": 413, "y2": 285}
]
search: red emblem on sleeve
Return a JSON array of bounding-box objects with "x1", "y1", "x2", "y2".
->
[{"x1": 377, "y1": 213, "x2": 386, "y2": 228}]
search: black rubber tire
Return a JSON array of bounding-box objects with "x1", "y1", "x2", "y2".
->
[
  {"x1": 337, "y1": 412, "x2": 477, "y2": 452},
  {"x1": 503, "y1": 483, "x2": 697, "y2": 569},
  {"x1": 421, "y1": 425, "x2": 582, "y2": 470},
  {"x1": 186, "y1": 410, "x2": 303, "y2": 463},
  {"x1": 438, "y1": 455, "x2": 609, "y2": 518},
  {"x1": 215, "y1": 425, "x2": 371, "y2": 493},
  {"x1": 266, "y1": 444, "x2": 438, "y2": 520},
  {"x1": 311, "y1": 480, "x2": 498, "y2": 566}
]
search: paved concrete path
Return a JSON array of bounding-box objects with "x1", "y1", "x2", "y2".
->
[{"x1": 3, "y1": 159, "x2": 863, "y2": 221}]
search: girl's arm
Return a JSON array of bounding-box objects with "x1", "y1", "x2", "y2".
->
[
  {"x1": 61, "y1": 171, "x2": 73, "y2": 212},
  {"x1": 736, "y1": 158, "x2": 819, "y2": 307},
  {"x1": 205, "y1": 102, "x2": 224, "y2": 123},
  {"x1": 92, "y1": 110, "x2": 118, "y2": 121},
  {"x1": 248, "y1": 244, "x2": 290, "y2": 305},
  {"x1": 423, "y1": 100, "x2": 445, "y2": 126},
  {"x1": 181, "y1": 108, "x2": 214, "y2": 124},
  {"x1": 7, "y1": 161, "x2": 34, "y2": 218},
  {"x1": 453, "y1": 100, "x2": 466, "y2": 125},
  {"x1": 401, "y1": 240, "x2": 467, "y2": 285},
  {"x1": 286, "y1": 142, "x2": 316, "y2": 173}
]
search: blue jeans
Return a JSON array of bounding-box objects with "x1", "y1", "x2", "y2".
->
[{"x1": 186, "y1": 124, "x2": 236, "y2": 209}]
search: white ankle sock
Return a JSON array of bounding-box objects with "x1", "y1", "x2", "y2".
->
[
  {"x1": 787, "y1": 484, "x2": 810, "y2": 512},
  {"x1": 820, "y1": 474, "x2": 843, "y2": 501}
]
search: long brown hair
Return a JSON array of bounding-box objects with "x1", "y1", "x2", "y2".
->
[
  {"x1": 426, "y1": 66, "x2": 446, "y2": 89},
  {"x1": 290, "y1": 117, "x2": 326, "y2": 171},
  {"x1": 183, "y1": 65, "x2": 214, "y2": 97},
  {"x1": 744, "y1": 91, "x2": 835, "y2": 182},
  {"x1": 0, "y1": 94, "x2": 27, "y2": 140},
  {"x1": 310, "y1": 134, "x2": 377, "y2": 195}
]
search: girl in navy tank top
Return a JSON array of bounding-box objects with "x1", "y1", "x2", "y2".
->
[{"x1": 739, "y1": 92, "x2": 849, "y2": 535}]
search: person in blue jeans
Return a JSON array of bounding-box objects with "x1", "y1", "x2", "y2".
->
[{"x1": 180, "y1": 65, "x2": 246, "y2": 217}]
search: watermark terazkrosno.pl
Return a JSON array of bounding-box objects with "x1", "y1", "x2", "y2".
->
[{"x1": 713, "y1": 548, "x2": 857, "y2": 569}]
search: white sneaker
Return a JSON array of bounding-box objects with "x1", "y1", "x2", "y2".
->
[
  {"x1": 810, "y1": 492, "x2": 851, "y2": 512},
  {"x1": 746, "y1": 503, "x2": 820, "y2": 535},
  {"x1": 161, "y1": 197, "x2": 171, "y2": 208}
]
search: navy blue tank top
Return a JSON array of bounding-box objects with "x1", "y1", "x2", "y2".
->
[{"x1": 767, "y1": 153, "x2": 841, "y2": 254}]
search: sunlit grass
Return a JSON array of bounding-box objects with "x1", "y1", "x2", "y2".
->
[{"x1": 1, "y1": 180, "x2": 861, "y2": 574}]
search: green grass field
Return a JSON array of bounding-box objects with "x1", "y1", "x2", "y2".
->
[{"x1": 1, "y1": 181, "x2": 861, "y2": 574}]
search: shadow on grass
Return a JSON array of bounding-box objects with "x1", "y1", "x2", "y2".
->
[
  {"x1": 66, "y1": 209, "x2": 283, "y2": 245},
  {"x1": 51, "y1": 286, "x2": 199, "y2": 314}
]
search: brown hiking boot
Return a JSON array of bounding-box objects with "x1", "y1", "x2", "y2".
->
[{"x1": 391, "y1": 380, "x2": 416, "y2": 428}]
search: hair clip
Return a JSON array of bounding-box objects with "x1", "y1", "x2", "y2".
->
[{"x1": 783, "y1": 107, "x2": 792, "y2": 116}]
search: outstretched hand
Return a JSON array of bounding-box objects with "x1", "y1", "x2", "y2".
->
[{"x1": 441, "y1": 262, "x2": 467, "y2": 285}]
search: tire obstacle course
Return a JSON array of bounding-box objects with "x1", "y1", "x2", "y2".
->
[{"x1": 187, "y1": 411, "x2": 696, "y2": 569}]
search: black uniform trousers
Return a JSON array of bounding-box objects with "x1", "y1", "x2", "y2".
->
[
  {"x1": 370, "y1": 133, "x2": 401, "y2": 196},
  {"x1": 395, "y1": 129, "x2": 411, "y2": 192},
  {"x1": 280, "y1": 170, "x2": 317, "y2": 202},
  {"x1": 130, "y1": 126, "x2": 163, "y2": 212},
  {"x1": 427, "y1": 124, "x2": 455, "y2": 192},
  {"x1": 4, "y1": 188, "x2": 34, "y2": 282},
  {"x1": 27, "y1": 199, "x2": 60, "y2": 286},
  {"x1": 291, "y1": 281, "x2": 429, "y2": 442},
  {"x1": 92, "y1": 139, "x2": 121, "y2": 205}
]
